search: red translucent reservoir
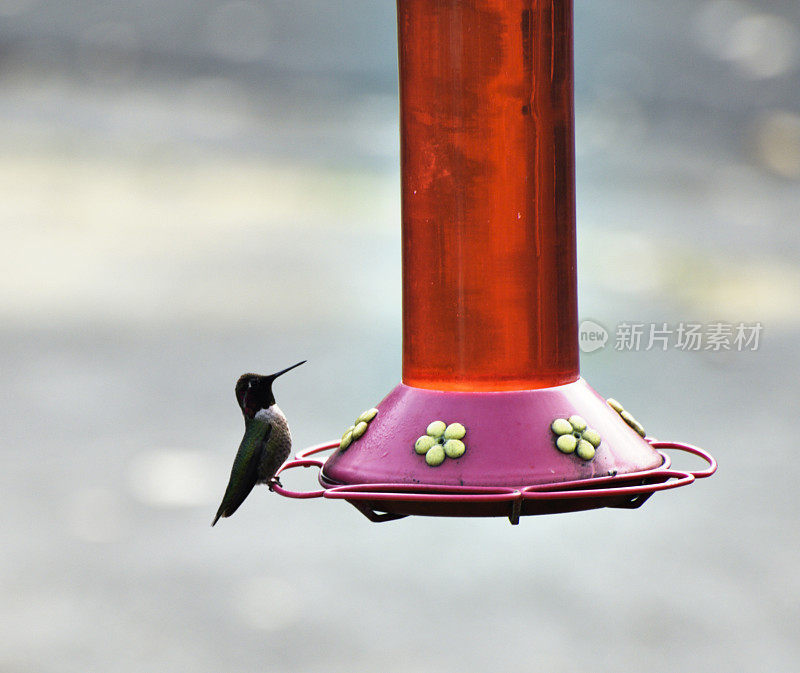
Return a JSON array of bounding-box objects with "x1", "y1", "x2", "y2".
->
[{"x1": 399, "y1": 0, "x2": 578, "y2": 391}]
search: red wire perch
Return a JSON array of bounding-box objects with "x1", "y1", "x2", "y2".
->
[{"x1": 271, "y1": 439, "x2": 716, "y2": 524}]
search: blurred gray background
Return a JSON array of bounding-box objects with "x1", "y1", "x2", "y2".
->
[{"x1": 1, "y1": 1, "x2": 798, "y2": 671}]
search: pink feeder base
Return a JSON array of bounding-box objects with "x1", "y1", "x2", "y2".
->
[{"x1": 273, "y1": 379, "x2": 716, "y2": 524}]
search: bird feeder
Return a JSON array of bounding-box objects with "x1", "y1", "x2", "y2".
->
[{"x1": 273, "y1": 0, "x2": 715, "y2": 523}]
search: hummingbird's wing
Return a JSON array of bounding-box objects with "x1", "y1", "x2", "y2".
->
[{"x1": 212, "y1": 420, "x2": 272, "y2": 526}]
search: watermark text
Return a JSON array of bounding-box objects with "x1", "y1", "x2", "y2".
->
[{"x1": 579, "y1": 321, "x2": 762, "y2": 353}]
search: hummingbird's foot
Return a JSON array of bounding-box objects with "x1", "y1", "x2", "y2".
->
[{"x1": 268, "y1": 477, "x2": 282, "y2": 492}]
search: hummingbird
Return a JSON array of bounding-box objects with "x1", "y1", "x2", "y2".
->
[{"x1": 212, "y1": 360, "x2": 305, "y2": 526}]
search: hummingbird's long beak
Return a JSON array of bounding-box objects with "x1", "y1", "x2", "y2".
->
[{"x1": 269, "y1": 360, "x2": 306, "y2": 380}]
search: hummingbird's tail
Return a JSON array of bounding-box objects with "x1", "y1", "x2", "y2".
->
[
  {"x1": 211, "y1": 483, "x2": 254, "y2": 525},
  {"x1": 211, "y1": 443, "x2": 261, "y2": 527}
]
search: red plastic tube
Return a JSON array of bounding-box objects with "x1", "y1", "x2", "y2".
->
[{"x1": 398, "y1": 0, "x2": 578, "y2": 391}]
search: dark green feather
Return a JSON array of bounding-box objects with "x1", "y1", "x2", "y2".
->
[{"x1": 212, "y1": 419, "x2": 271, "y2": 526}]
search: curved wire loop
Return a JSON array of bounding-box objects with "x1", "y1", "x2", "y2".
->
[{"x1": 270, "y1": 439, "x2": 716, "y2": 522}]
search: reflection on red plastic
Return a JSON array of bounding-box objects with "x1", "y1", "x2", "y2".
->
[{"x1": 398, "y1": 0, "x2": 578, "y2": 391}]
